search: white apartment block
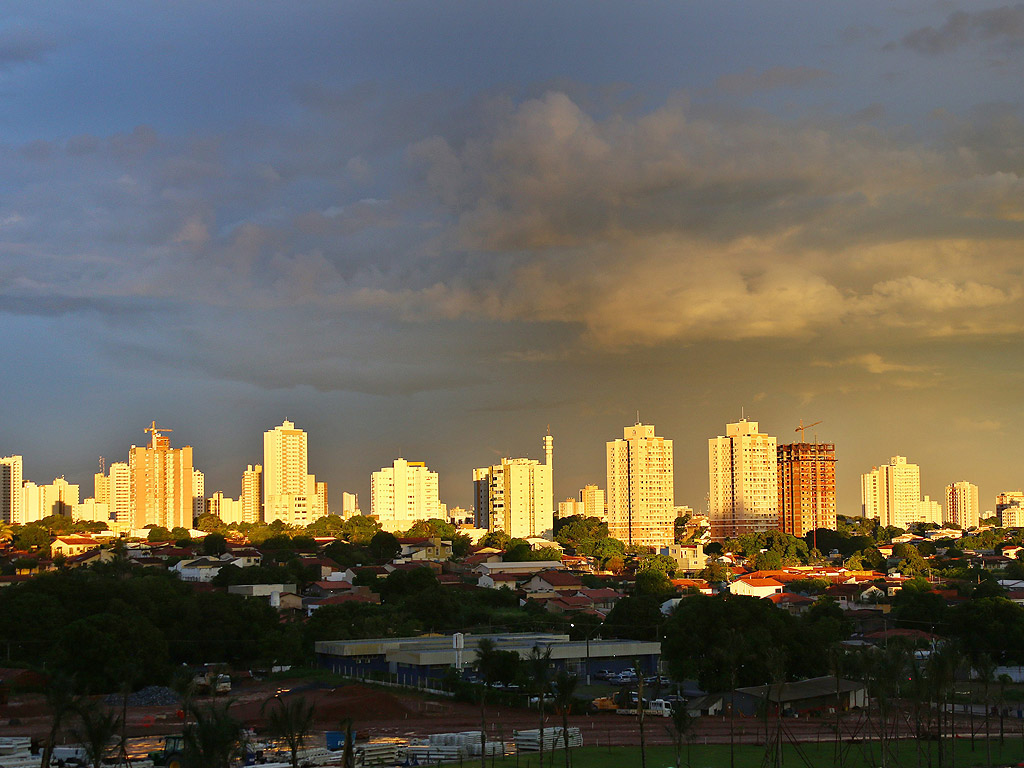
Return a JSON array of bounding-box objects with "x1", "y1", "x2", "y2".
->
[
  {"x1": 474, "y1": 434, "x2": 554, "y2": 539},
  {"x1": 96, "y1": 461, "x2": 132, "y2": 525},
  {"x1": 241, "y1": 464, "x2": 263, "y2": 523},
  {"x1": 607, "y1": 423, "x2": 675, "y2": 547},
  {"x1": 945, "y1": 481, "x2": 980, "y2": 530},
  {"x1": 860, "y1": 456, "x2": 923, "y2": 528},
  {"x1": 997, "y1": 492, "x2": 1024, "y2": 528},
  {"x1": 918, "y1": 496, "x2": 943, "y2": 526},
  {"x1": 263, "y1": 420, "x2": 324, "y2": 525},
  {"x1": 371, "y1": 458, "x2": 441, "y2": 533},
  {"x1": 1, "y1": 455, "x2": 24, "y2": 524},
  {"x1": 708, "y1": 420, "x2": 778, "y2": 540},
  {"x1": 208, "y1": 491, "x2": 244, "y2": 525}
]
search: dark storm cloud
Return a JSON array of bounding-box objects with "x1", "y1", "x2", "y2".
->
[
  {"x1": 715, "y1": 66, "x2": 831, "y2": 95},
  {"x1": 900, "y1": 4, "x2": 1024, "y2": 54},
  {"x1": 0, "y1": 23, "x2": 53, "y2": 70}
]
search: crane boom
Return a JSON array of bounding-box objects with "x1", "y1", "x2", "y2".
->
[{"x1": 795, "y1": 419, "x2": 822, "y2": 442}]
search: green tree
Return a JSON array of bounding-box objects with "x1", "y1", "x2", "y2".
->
[
  {"x1": 261, "y1": 695, "x2": 315, "y2": 768},
  {"x1": 480, "y1": 530, "x2": 511, "y2": 550},
  {"x1": 148, "y1": 526, "x2": 174, "y2": 542},
  {"x1": 196, "y1": 513, "x2": 225, "y2": 533},
  {"x1": 603, "y1": 596, "x2": 663, "y2": 641},
  {"x1": 342, "y1": 516, "x2": 380, "y2": 544},
  {"x1": 203, "y1": 532, "x2": 228, "y2": 556},
  {"x1": 638, "y1": 554, "x2": 677, "y2": 576},
  {"x1": 635, "y1": 569, "x2": 674, "y2": 597},
  {"x1": 367, "y1": 531, "x2": 401, "y2": 563}
]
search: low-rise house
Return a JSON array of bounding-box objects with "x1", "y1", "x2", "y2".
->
[
  {"x1": 51, "y1": 536, "x2": 100, "y2": 559},
  {"x1": 729, "y1": 577, "x2": 783, "y2": 598},
  {"x1": 522, "y1": 569, "x2": 583, "y2": 594},
  {"x1": 731, "y1": 676, "x2": 867, "y2": 716},
  {"x1": 660, "y1": 543, "x2": 708, "y2": 573},
  {"x1": 305, "y1": 589, "x2": 381, "y2": 615},
  {"x1": 396, "y1": 537, "x2": 454, "y2": 561},
  {"x1": 766, "y1": 592, "x2": 815, "y2": 615},
  {"x1": 478, "y1": 571, "x2": 522, "y2": 589},
  {"x1": 65, "y1": 548, "x2": 115, "y2": 569}
]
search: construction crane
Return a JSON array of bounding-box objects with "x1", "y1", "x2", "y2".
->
[
  {"x1": 795, "y1": 419, "x2": 822, "y2": 442},
  {"x1": 144, "y1": 420, "x2": 173, "y2": 448}
]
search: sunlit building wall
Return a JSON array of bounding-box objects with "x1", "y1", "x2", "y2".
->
[
  {"x1": 371, "y1": 458, "x2": 441, "y2": 532},
  {"x1": 709, "y1": 420, "x2": 778, "y2": 540},
  {"x1": 607, "y1": 424, "x2": 675, "y2": 547},
  {"x1": 0, "y1": 455, "x2": 24, "y2": 525},
  {"x1": 778, "y1": 442, "x2": 836, "y2": 538},
  {"x1": 945, "y1": 481, "x2": 980, "y2": 530},
  {"x1": 474, "y1": 434, "x2": 554, "y2": 539}
]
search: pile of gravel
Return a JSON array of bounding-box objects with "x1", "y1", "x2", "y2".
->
[{"x1": 104, "y1": 686, "x2": 181, "y2": 707}]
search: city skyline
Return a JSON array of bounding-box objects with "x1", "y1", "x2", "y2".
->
[
  {"x1": 2, "y1": 412, "x2": 1019, "y2": 525},
  {"x1": 2, "y1": 2, "x2": 1023, "y2": 518}
]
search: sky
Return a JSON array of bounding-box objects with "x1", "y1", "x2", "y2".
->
[{"x1": 2, "y1": 1, "x2": 1024, "y2": 517}]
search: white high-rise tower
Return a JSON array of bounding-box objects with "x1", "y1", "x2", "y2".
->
[
  {"x1": 708, "y1": 419, "x2": 778, "y2": 540},
  {"x1": 606, "y1": 423, "x2": 675, "y2": 547},
  {"x1": 263, "y1": 420, "x2": 323, "y2": 525}
]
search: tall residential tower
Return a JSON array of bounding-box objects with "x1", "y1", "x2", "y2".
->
[
  {"x1": 606, "y1": 423, "x2": 675, "y2": 547},
  {"x1": 708, "y1": 419, "x2": 778, "y2": 540}
]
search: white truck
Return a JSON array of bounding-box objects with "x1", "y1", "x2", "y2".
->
[{"x1": 616, "y1": 698, "x2": 674, "y2": 717}]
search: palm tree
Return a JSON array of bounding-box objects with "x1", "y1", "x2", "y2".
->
[
  {"x1": 184, "y1": 699, "x2": 244, "y2": 768},
  {"x1": 261, "y1": 695, "x2": 316, "y2": 768},
  {"x1": 551, "y1": 669, "x2": 578, "y2": 768},
  {"x1": 474, "y1": 638, "x2": 500, "y2": 768},
  {"x1": 527, "y1": 645, "x2": 552, "y2": 768},
  {"x1": 70, "y1": 699, "x2": 123, "y2": 768},
  {"x1": 635, "y1": 660, "x2": 648, "y2": 768},
  {"x1": 40, "y1": 676, "x2": 76, "y2": 768},
  {"x1": 0, "y1": 521, "x2": 14, "y2": 548},
  {"x1": 664, "y1": 703, "x2": 695, "y2": 768},
  {"x1": 339, "y1": 718, "x2": 356, "y2": 768}
]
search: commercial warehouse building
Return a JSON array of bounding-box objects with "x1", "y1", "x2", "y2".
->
[{"x1": 315, "y1": 632, "x2": 661, "y2": 687}]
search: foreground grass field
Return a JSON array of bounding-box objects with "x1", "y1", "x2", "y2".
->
[{"x1": 446, "y1": 739, "x2": 1024, "y2": 768}]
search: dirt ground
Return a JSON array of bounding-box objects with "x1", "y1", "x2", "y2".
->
[{"x1": 4, "y1": 677, "x2": 1018, "y2": 750}]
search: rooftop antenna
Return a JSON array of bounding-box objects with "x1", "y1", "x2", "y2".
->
[
  {"x1": 636, "y1": 410, "x2": 640, "y2": 425},
  {"x1": 741, "y1": 406, "x2": 745, "y2": 420}
]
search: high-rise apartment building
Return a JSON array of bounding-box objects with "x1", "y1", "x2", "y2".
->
[
  {"x1": 263, "y1": 420, "x2": 324, "y2": 526},
  {"x1": 474, "y1": 434, "x2": 554, "y2": 539},
  {"x1": 241, "y1": 464, "x2": 263, "y2": 524},
  {"x1": 918, "y1": 496, "x2": 943, "y2": 525},
  {"x1": 341, "y1": 492, "x2": 359, "y2": 518},
  {"x1": 860, "y1": 456, "x2": 923, "y2": 528},
  {"x1": 129, "y1": 423, "x2": 194, "y2": 531},
  {"x1": 997, "y1": 492, "x2": 1024, "y2": 528},
  {"x1": 371, "y1": 458, "x2": 441, "y2": 532},
  {"x1": 207, "y1": 491, "x2": 244, "y2": 525},
  {"x1": 945, "y1": 481, "x2": 980, "y2": 529},
  {"x1": 708, "y1": 420, "x2": 778, "y2": 540},
  {"x1": 558, "y1": 498, "x2": 585, "y2": 518},
  {"x1": 579, "y1": 484, "x2": 606, "y2": 520},
  {"x1": 777, "y1": 442, "x2": 837, "y2": 538},
  {"x1": 1, "y1": 455, "x2": 24, "y2": 524},
  {"x1": 607, "y1": 424, "x2": 675, "y2": 547},
  {"x1": 192, "y1": 469, "x2": 205, "y2": 522}
]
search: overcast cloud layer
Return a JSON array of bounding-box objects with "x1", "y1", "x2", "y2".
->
[{"x1": 2, "y1": 1, "x2": 1023, "y2": 514}]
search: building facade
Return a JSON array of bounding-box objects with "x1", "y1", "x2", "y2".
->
[
  {"x1": 861, "y1": 456, "x2": 924, "y2": 529},
  {"x1": 997, "y1": 491, "x2": 1024, "y2": 528},
  {"x1": 1, "y1": 455, "x2": 23, "y2": 525},
  {"x1": 777, "y1": 442, "x2": 837, "y2": 538},
  {"x1": 371, "y1": 458, "x2": 441, "y2": 532},
  {"x1": 241, "y1": 464, "x2": 263, "y2": 524},
  {"x1": 607, "y1": 423, "x2": 675, "y2": 547},
  {"x1": 708, "y1": 420, "x2": 778, "y2": 540},
  {"x1": 129, "y1": 425, "x2": 194, "y2": 530},
  {"x1": 945, "y1": 481, "x2": 980, "y2": 530},
  {"x1": 263, "y1": 420, "x2": 324, "y2": 526},
  {"x1": 473, "y1": 434, "x2": 554, "y2": 539}
]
